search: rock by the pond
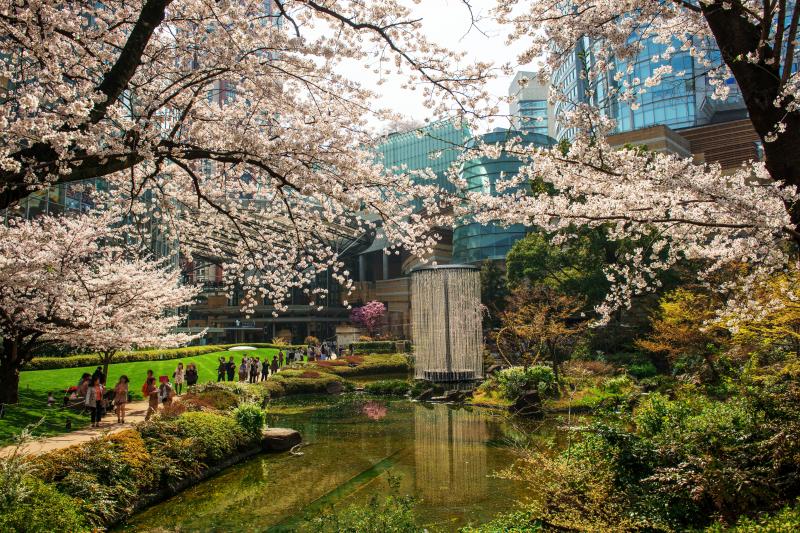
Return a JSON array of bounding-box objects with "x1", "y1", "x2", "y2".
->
[
  {"x1": 486, "y1": 364, "x2": 503, "y2": 376},
  {"x1": 261, "y1": 428, "x2": 302, "y2": 452},
  {"x1": 431, "y1": 390, "x2": 465, "y2": 403},
  {"x1": 326, "y1": 381, "x2": 344, "y2": 395},
  {"x1": 512, "y1": 390, "x2": 543, "y2": 417},
  {"x1": 415, "y1": 388, "x2": 436, "y2": 401}
]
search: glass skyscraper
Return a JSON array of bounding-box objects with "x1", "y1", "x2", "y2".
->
[
  {"x1": 452, "y1": 129, "x2": 555, "y2": 264},
  {"x1": 548, "y1": 35, "x2": 747, "y2": 141}
]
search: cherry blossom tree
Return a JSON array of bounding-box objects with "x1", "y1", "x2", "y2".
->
[
  {"x1": 457, "y1": 0, "x2": 800, "y2": 322},
  {"x1": 0, "y1": 0, "x2": 492, "y2": 314},
  {"x1": 0, "y1": 213, "x2": 199, "y2": 403},
  {"x1": 350, "y1": 300, "x2": 386, "y2": 337}
]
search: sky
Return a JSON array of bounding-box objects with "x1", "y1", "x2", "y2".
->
[{"x1": 332, "y1": 0, "x2": 536, "y2": 132}]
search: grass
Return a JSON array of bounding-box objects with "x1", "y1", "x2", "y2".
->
[{"x1": 0, "y1": 347, "x2": 285, "y2": 444}]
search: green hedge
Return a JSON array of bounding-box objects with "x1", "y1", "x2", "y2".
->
[
  {"x1": 364, "y1": 379, "x2": 411, "y2": 396},
  {"x1": 311, "y1": 354, "x2": 411, "y2": 377},
  {"x1": 349, "y1": 341, "x2": 408, "y2": 354},
  {"x1": 23, "y1": 343, "x2": 304, "y2": 371}
]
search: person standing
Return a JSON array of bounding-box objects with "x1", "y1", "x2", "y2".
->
[
  {"x1": 159, "y1": 378, "x2": 174, "y2": 407},
  {"x1": 251, "y1": 358, "x2": 260, "y2": 383},
  {"x1": 186, "y1": 363, "x2": 199, "y2": 387},
  {"x1": 113, "y1": 375, "x2": 129, "y2": 424},
  {"x1": 84, "y1": 376, "x2": 104, "y2": 427},
  {"x1": 238, "y1": 359, "x2": 248, "y2": 382},
  {"x1": 217, "y1": 357, "x2": 226, "y2": 382},
  {"x1": 226, "y1": 356, "x2": 236, "y2": 381},
  {"x1": 173, "y1": 362, "x2": 185, "y2": 395},
  {"x1": 261, "y1": 358, "x2": 269, "y2": 381},
  {"x1": 270, "y1": 356, "x2": 279, "y2": 376},
  {"x1": 278, "y1": 351, "x2": 284, "y2": 367},
  {"x1": 141, "y1": 369, "x2": 154, "y2": 397},
  {"x1": 144, "y1": 376, "x2": 159, "y2": 421}
]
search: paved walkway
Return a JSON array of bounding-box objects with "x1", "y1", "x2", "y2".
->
[{"x1": 0, "y1": 399, "x2": 151, "y2": 457}]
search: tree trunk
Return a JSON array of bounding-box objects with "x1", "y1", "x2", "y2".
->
[
  {"x1": 701, "y1": 2, "x2": 800, "y2": 245},
  {"x1": 101, "y1": 351, "x2": 116, "y2": 384},
  {"x1": 0, "y1": 338, "x2": 21, "y2": 404}
]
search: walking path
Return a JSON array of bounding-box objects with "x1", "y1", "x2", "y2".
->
[{"x1": 0, "y1": 399, "x2": 150, "y2": 457}]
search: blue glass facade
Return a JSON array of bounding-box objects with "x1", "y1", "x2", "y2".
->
[
  {"x1": 550, "y1": 35, "x2": 746, "y2": 141},
  {"x1": 452, "y1": 130, "x2": 555, "y2": 264},
  {"x1": 517, "y1": 99, "x2": 549, "y2": 136},
  {"x1": 373, "y1": 120, "x2": 472, "y2": 194}
]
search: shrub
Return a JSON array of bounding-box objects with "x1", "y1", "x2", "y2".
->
[
  {"x1": 600, "y1": 375, "x2": 633, "y2": 395},
  {"x1": 365, "y1": 379, "x2": 411, "y2": 396},
  {"x1": 269, "y1": 370, "x2": 345, "y2": 395},
  {"x1": 304, "y1": 335, "x2": 320, "y2": 346},
  {"x1": 0, "y1": 476, "x2": 89, "y2": 532},
  {"x1": 350, "y1": 341, "x2": 405, "y2": 354},
  {"x1": 24, "y1": 345, "x2": 226, "y2": 370},
  {"x1": 175, "y1": 411, "x2": 251, "y2": 462},
  {"x1": 310, "y1": 354, "x2": 410, "y2": 377},
  {"x1": 627, "y1": 361, "x2": 658, "y2": 379},
  {"x1": 562, "y1": 360, "x2": 616, "y2": 377},
  {"x1": 233, "y1": 403, "x2": 266, "y2": 437},
  {"x1": 496, "y1": 366, "x2": 556, "y2": 400},
  {"x1": 299, "y1": 371, "x2": 321, "y2": 378}
]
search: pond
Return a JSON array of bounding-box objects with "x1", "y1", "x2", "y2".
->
[{"x1": 118, "y1": 397, "x2": 564, "y2": 532}]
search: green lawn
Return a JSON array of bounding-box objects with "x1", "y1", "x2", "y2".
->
[{"x1": 1, "y1": 347, "x2": 284, "y2": 444}]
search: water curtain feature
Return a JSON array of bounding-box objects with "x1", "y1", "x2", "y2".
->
[{"x1": 411, "y1": 265, "x2": 483, "y2": 381}]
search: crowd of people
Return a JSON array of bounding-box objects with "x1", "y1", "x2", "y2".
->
[
  {"x1": 61, "y1": 345, "x2": 346, "y2": 427},
  {"x1": 216, "y1": 351, "x2": 292, "y2": 383}
]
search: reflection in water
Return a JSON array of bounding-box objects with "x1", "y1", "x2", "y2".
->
[
  {"x1": 415, "y1": 404, "x2": 489, "y2": 505},
  {"x1": 117, "y1": 399, "x2": 545, "y2": 532}
]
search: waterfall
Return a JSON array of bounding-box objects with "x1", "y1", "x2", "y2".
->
[{"x1": 411, "y1": 265, "x2": 483, "y2": 381}]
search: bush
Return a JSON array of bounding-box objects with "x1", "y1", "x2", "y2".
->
[
  {"x1": 350, "y1": 341, "x2": 406, "y2": 354},
  {"x1": 365, "y1": 379, "x2": 411, "y2": 396},
  {"x1": 175, "y1": 411, "x2": 251, "y2": 462},
  {"x1": 310, "y1": 354, "x2": 410, "y2": 377},
  {"x1": 600, "y1": 375, "x2": 633, "y2": 395},
  {"x1": 304, "y1": 335, "x2": 320, "y2": 346},
  {"x1": 233, "y1": 403, "x2": 266, "y2": 437},
  {"x1": 496, "y1": 366, "x2": 556, "y2": 400},
  {"x1": 627, "y1": 361, "x2": 658, "y2": 379},
  {"x1": 23, "y1": 343, "x2": 305, "y2": 371},
  {"x1": 269, "y1": 369, "x2": 345, "y2": 395},
  {"x1": 0, "y1": 476, "x2": 89, "y2": 532}
]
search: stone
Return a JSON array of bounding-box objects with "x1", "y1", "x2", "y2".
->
[
  {"x1": 430, "y1": 390, "x2": 465, "y2": 403},
  {"x1": 415, "y1": 388, "x2": 436, "y2": 401},
  {"x1": 486, "y1": 364, "x2": 503, "y2": 376},
  {"x1": 511, "y1": 390, "x2": 543, "y2": 417},
  {"x1": 261, "y1": 428, "x2": 302, "y2": 452},
  {"x1": 326, "y1": 381, "x2": 344, "y2": 395}
]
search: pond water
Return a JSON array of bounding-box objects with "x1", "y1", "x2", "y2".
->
[{"x1": 119, "y1": 398, "x2": 562, "y2": 532}]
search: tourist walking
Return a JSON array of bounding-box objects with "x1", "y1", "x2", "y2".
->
[
  {"x1": 186, "y1": 363, "x2": 199, "y2": 387},
  {"x1": 141, "y1": 369, "x2": 154, "y2": 397},
  {"x1": 113, "y1": 375, "x2": 129, "y2": 424},
  {"x1": 84, "y1": 376, "x2": 104, "y2": 427},
  {"x1": 270, "y1": 356, "x2": 279, "y2": 376},
  {"x1": 226, "y1": 356, "x2": 236, "y2": 381},
  {"x1": 278, "y1": 351, "x2": 284, "y2": 367},
  {"x1": 238, "y1": 359, "x2": 248, "y2": 382},
  {"x1": 173, "y1": 362, "x2": 185, "y2": 395},
  {"x1": 144, "y1": 376, "x2": 158, "y2": 421},
  {"x1": 217, "y1": 357, "x2": 226, "y2": 382}
]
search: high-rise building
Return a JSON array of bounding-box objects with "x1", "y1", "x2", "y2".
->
[
  {"x1": 508, "y1": 71, "x2": 555, "y2": 138},
  {"x1": 452, "y1": 129, "x2": 554, "y2": 264},
  {"x1": 548, "y1": 36, "x2": 748, "y2": 142}
]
